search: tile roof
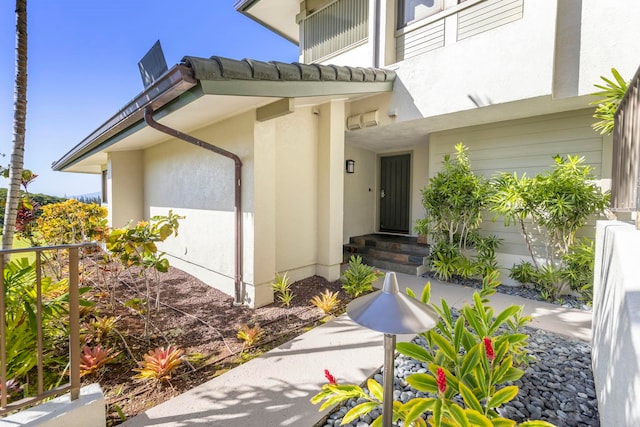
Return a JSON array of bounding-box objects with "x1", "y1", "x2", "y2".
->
[{"x1": 183, "y1": 55, "x2": 396, "y2": 84}]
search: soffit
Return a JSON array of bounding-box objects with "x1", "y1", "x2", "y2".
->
[{"x1": 235, "y1": 0, "x2": 300, "y2": 44}]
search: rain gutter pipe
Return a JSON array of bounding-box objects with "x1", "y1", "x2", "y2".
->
[{"x1": 144, "y1": 106, "x2": 244, "y2": 305}]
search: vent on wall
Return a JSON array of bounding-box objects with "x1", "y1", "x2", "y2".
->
[
  {"x1": 347, "y1": 115, "x2": 362, "y2": 130},
  {"x1": 362, "y1": 110, "x2": 379, "y2": 127},
  {"x1": 347, "y1": 110, "x2": 380, "y2": 131}
]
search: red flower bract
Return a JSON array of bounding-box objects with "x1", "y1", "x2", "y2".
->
[
  {"x1": 324, "y1": 369, "x2": 337, "y2": 385},
  {"x1": 436, "y1": 367, "x2": 446, "y2": 394},
  {"x1": 483, "y1": 337, "x2": 495, "y2": 361}
]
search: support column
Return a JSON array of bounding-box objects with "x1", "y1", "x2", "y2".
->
[
  {"x1": 317, "y1": 100, "x2": 346, "y2": 281},
  {"x1": 107, "y1": 151, "x2": 144, "y2": 227},
  {"x1": 251, "y1": 120, "x2": 277, "y2": 307}
]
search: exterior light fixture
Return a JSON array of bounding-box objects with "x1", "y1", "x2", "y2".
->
[
  {"x1": 347, "y1": 272, "x2": 438, "y2": 427},
  {"x1": 346, "y1": 159, "x2": 355, "y2": 174}
]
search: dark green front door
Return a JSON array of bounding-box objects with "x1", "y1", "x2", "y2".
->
[{"x1": 379, "y1": 154, "x2": 410, "y2": 233}]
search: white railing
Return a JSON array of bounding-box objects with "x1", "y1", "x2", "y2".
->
[{"x1": 302, "y1": 0, "x2": 369, "y2": 63}]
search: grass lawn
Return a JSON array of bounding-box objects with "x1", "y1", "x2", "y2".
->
[{"x1": 9, "y1": 236, "x2": 36, "y2": 263}]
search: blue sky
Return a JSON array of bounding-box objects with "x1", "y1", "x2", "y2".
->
[{"x1": 0, "y1": 1, "x2": 298, "y2": 197}]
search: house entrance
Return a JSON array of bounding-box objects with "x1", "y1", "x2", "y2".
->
[{"x1": 379, "y1": 154, "x2": 411, "y2": 233}]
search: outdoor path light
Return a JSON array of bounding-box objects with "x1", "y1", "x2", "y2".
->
[{"x1": 347, "y1": 272, "x2": 439, "y2": 427}]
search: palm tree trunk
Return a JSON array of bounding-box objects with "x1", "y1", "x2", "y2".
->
[{"x1": 3, "y1": 0, "x2": 28, "y2": 251}]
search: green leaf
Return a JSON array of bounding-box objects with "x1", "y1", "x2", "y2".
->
[
  {"x1": 488, "y1": 386, "x2": 519, "y2": 408},
  {"x1": 342, "y1": 401, "x2": 379, "y2": 424},
  {"x1": 430, "y1": 332, "x2": 458, "y2": 362},
  {"x1": 505, "y1": 333, "x2": 528, "y2": 344},
  {"x1": 463, "y1": 306, "x2": 484, "y2": 336},
  {"x1": 488, "y1": 306, "x2": 520, "y2": 334},
  {"x1": 500, "y1": 367, "x2": 524, "y2": 383},
  {"x1": 397, "y1": 342, "x2": 434, "y2": 363},
  {"x1": 492, "y1": 356, "x2": 513, "y2": 384},
  {"x1": 490, "y1": 417, "x2": 516, "y2": 427},
  {"x1": 474, "y1": 365, "x2": 488, "y2": 398},
  {"x1": 371, "y1": 414, "x2": 383, "y2": 427},
  {"x1": 459, "y1": 382, "x2": 483, "y2": 413},
  {"x1": 403, "y1": 398, "x2": 435, "y2": 426},
  {"x1": 421, "y1": 282, "x2": 432, "y2": 304},
  {"x1": 465, "y1": 409, "x2": 493, "y2": 427},
  {"x1": 406, "y1": 373, "x2": 438, "y2": 394},
  {"x1": 448, "y1": 402, "x2": 471, "y2": 427},
  {"x1": 433, "y1": 397, "x2": 443, "y2": 427},
  {"x1": 517, "y1": 421, "x2": 558, "y2": 427},
  {"x1": 454, "y1": 316, "x2": 465, "y2": 352},
  {"x1": 367, "y1": 378, "x2": 383, "y2": 402},
  {"x1": 460, "y1": 343, "x2": 481, "y2": 379}
]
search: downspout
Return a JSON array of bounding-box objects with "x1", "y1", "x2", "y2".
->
[{"x1": 144, "y1": 106, "x2": 244, "y2": 305}]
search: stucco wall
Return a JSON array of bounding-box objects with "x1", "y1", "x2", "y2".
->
[
  {"x1": 143, "y1": 112, "x2": 255, "y2": 302},
  {"x1": 343, "y1": 144, "x2": 376, "y2": 243},
  {"x1": 274, "y1": 107, "x2": 319, "y2": 279},
  {"x1": 592, "y1": 221, "x2": 640, "y2": 427},
  {"x1": 390, "y1": 1, "x2": 557, "y2": 122},
  {"x1": 107, "y1": 151, "x2": 144, "y2": 228},
  {"x1": 577, "y1": 1, "x2": 640, "y2": 97}
]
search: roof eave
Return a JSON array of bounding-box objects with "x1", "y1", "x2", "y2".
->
[
  {"x1": 52, "y1": 64, "x2": 197, "y2": 172},
  {"x1": 234, "y1": 0, "x2": 300, "y2": 44}
]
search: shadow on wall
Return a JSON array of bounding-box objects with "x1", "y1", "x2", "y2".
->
[{"x1": 592, "y1": 221, "x2": 640, "y2": 427}]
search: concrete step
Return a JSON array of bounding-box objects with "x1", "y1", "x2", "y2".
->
[{"x1": 343, "y1": 234, "x2": 430, "y2": 276}]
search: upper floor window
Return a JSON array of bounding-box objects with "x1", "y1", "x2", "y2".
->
[{"x1": 398, "y1": 0, "x2": 444, "y2": 28}]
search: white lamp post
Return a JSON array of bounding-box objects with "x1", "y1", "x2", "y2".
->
[{"x1": 346, "y1": 272, "x2": 438, "y2": 427}]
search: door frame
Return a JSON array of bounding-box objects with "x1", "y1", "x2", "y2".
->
[{"x1": 376, "y1": 151, "x2": 414, "y2": 235}]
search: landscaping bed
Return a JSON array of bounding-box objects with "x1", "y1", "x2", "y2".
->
[{"x1": 80, "y1": 266, "x2": 348, "y2": 426}]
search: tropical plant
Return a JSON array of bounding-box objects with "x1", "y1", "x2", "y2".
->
[
  {"x1": 79, "y1": 345, "x2": 119, "y2": 377},
  {"x1": 418, "y1": 143, "x2": 492, "y2": 250},
  {"x1": 312, "y1": 276, "x2": 547, "y2": 427},
  {"x1": 417, "y1": 144, "x2": 500, "y2": 282},
  {"x1": 106, "y1": 211, "x2": 183, "y2": 338},
  {"x1": 310, "y1": 289, "x2": 341, "y2": 314},
  {"x1": 36, "y1": 199, "x2": 108, "y2": 246},
  {"x1": 509, "y1": 261, "x2": 536, "y2": 285},
  {"x1": 562, "y1": 237, "x2": 596, "y2": 304},
  {"x1": 491, "y1": 155, "x2": 608, "y2": 269},
  {"x1": 341, "y1": 255, "x2": 383, "y2": 297},
  {"x1": 591, "y1": 67, "x2": 628, "y2": 135},
  {"x1": 2, "y1": 257, "x2": 90, "y2": 392},
  {"x1": 2, "y1": 0, "x2": 28, "y2": 252},
  {"x1": 271, "y1": 272, "x2": 294, "y2": 307},
  {"x1": 133, "y1": 345, "x2": 184, "y2": 382},
  {"x1": 84, "y1": 316, "x2": 118, "y2": 344},
  {"x1": 490, "y1": 155, "x2": 608, "y2": 297},
  {"x1": 533, "y1": 264, "x2": 571, "y2": 302},
  {"x1": 237, "y1": 323, "x2": 264, "y2": 347}
]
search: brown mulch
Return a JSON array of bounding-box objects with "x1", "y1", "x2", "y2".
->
[{"x1": 81, "y1": 265, "x2": 352, "y2": 425}]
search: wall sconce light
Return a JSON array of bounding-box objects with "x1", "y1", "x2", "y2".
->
[{"x1": 346, "y1": 159, "x2": 355, "y2": 174}]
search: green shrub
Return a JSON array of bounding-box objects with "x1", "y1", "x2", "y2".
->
[
  {"x1": 491, "y1": 155, "x2": 608, "y2": 299},
  {"x1": 509, "y1": 261, "x2": 536, "y2": 285},
  {"x1": 562, "y1": 238, "x2": 595, "y2": 304},
  {"x1": 418, "y1": 143, "x2": 492, "y2": 250},
  {"x1": 341, "y1": 255, "x2": 383, "y2": 297}
]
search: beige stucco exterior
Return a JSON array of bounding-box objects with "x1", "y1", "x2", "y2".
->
[
  {"x1": 102, "y1": 100, "x2": 354, "y2": 307},
  {"x1": 57, "y1": 0, "x2": 640, "y2": 306}
]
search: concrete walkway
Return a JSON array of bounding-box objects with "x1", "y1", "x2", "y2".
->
[{"x1": 121, "y1": 272, "x2": 592, "y2": 427}]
